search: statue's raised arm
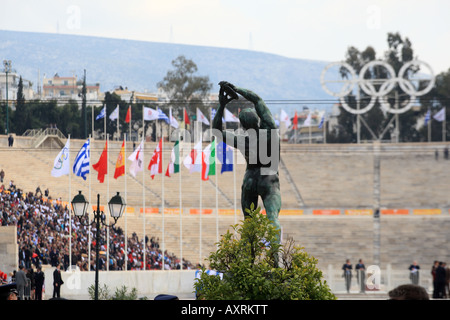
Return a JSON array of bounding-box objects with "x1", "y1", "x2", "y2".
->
[
  {"x1": 212, "y1": 82, "x2": 239, "y2": 148},
  {"x1": 230, "y1": 84, "x2": 277, "y2": 130}
]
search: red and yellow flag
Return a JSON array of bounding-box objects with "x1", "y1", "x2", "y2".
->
[{"x1": 114, "y1": 140, "x2": 125, "y2": 179}]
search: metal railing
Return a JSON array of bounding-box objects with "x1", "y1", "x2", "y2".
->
[{"x1": 31, "y1": 128, "x2": 66, "y2": 148}]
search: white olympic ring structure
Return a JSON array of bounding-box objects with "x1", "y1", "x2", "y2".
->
[{"x1": 320, "y1": 60, "x2": 435, "y2": 115}]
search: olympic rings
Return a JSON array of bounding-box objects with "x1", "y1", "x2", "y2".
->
[{"x1": 320, "y1": 60, "x2": 435, "y2": 115}]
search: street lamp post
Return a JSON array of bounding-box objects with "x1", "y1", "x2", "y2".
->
[
  {"x1": 3, "y1": 60, "x2": 11, "y2": 135},
  {"x1": 71, "y1": 191, "x2": 126, "y2": 300}
]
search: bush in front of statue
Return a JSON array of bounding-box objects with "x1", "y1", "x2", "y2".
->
[{"x1": 194, "y1": 204, "x2": 336, "y2": 300}]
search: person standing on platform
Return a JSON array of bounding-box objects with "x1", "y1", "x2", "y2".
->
[
  {"x1": 15, "y1": 265, "x2": 28, "y2": 300},
  {"x1": 34, "y1": 266, "x2": 45, "y2": 300},
  {"x1": 342, "y1": 259, "x2": 352, "y2": 293},
  {"x1": 355, "y1": 259, "x2": 366, "y2": 293},
  {"x1": 408, "y1": 261, "x2": 420, "y2": 285},
  {"x1": 52, "y1": 264, "x2": 64, "y2": 299}
]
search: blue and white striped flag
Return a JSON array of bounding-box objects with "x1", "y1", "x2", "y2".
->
[
  {"x1": 158, "y1": 108, "x2": 170, "y2": 124},
  {"x1": 424, "y1": 109, "x2": 431, "y2": 125},
  {"x1": 318, "y1": 112, "x2": 325, "y2": 129},
  {"x1": 96, "y1": 106, "x2": 106, "y2": 121},
  {"x1": 73, "y1": 139, "x2": 90, "y2": 180},
  {"x1": 211, "y1": 108, "x2": 225, "y2": 123}
]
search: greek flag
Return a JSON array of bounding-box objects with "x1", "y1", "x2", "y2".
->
[
  {"x1": 211, "y1": 108, "x2": 225, "y2": 123},
  {"x1": 424, "y1": 109, "x2": 431, "y2": 125},
  {"x1": 96, "y1": 106, "x2": 106, "y2": 121},
  {"x1": 73, "y1": 139, "x2": 90, "y2": 180},
  {"x1": 158, "y1": 108, "x2": 170, "y2": 124},
  {"x1": 318, "y1": 113, "x2": 325, "y2": 129}
]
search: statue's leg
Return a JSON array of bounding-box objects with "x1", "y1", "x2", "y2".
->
[
  {"x1": 258, "y1": 174, "x2": 282, "y2": 242},
  {"x1": 241, "y1": 170, "x2": 259, "y2": 218},
  {"x1": 258, "y1": 173, "x2": 281, "y2": 268}
]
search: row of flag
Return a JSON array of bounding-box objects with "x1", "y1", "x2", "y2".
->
[
  {"x1": 51, "y1": 137, "x2": 234, "y2": 182},
  {"x1": 424, "y1": 107, "x2": 446, "y2": 125},
  {"x1": 94, "y1": 104, "x2": 242, "y2": 127},
  {"x1": 279, "y1": 110, "x2": 326, "y2": 129},
  {"x1": 96, "y1": 105, "x2": 179, "y2": 127}
]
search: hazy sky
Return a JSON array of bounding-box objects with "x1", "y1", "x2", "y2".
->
[{"x1": 2, "y1": 0, "x2": 449, "y2": 74}]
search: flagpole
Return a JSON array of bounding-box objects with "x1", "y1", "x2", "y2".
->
[
  {"x1": 104, "y1": 104, "x2": 106, "y2": 141},
  {"x1": 210, "y1": 108, "x2": 219, "y2": 245},
  {"x1": 68, "y1": 134, "x2": 72, "y2": 270},
  {"x1": 142, "y1": 137, "x2": 146, "y2": 271},
  {"x1": 428, "y1": 115, "x2": 431, "y2": 142},
  {"x1": 183, "y1": 107, "x2": 186, "y2": 141},
  {"x1": 214, "y1": 139, "x2": 219, "y2": 244},
  {"x1": 117, "y1": 104, "x2": 120, "y2": 141},
  {"x1": 106, "y1": 134, "x2": 110, "y2": 271},
  {"x1": 233, "y1": 147, "x2": 237, "y2": 226},
  {"x1": 179, "y1": 137, "x2": 183, "y2": 269},
  {"x1": 129, "y1": 106, "x2": 131, "y2": 142},
  {"x1": 210, "y1": 107, "x2": 213, "y2": 142},
  {"x1": 199, "y1": 122, "x2": 202, "y2": 267},
  {"x1": 169, "y1": 107, "x2": 172, "y2": 142},
  {"x1": 88, "y1": 135, "x2": 92, "y2": 271},
  {"x1": 142, "y1": 106, "x2": 146, "y2": 271},
  {"x1": 91, "y1": 106, "x2": 94, "y2": 140},
  {"x1": 162, "y1": 137, "x2": 165, "y2": 270},
  {"x1": 124, "y1": 134, "x2": 128, "y2": 270},
  {"x1": 443, "y1": 107, "x2": 446, "y2": 142},
  {"x1": 309, "y1": 121, "x2": 312, "y2": 144}
]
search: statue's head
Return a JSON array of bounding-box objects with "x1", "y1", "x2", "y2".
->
[{"x1": 239, "y1": 108, "x2": 259, "y2": 130}]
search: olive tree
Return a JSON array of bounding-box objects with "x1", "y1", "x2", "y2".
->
[{"x1": 194, "y1": 205, "x2": 336, "y2": 300}]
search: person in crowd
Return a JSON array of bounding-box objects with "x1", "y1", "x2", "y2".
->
[
  {"x1": 34, "y1": 266, "x2": 45, "y2": 300},
  {"x1": 7, "y1": 289, "x2": 18, "y2": 300},
  {"x1": 445, "y1": 263, "x2": 450, "y2": 299},
  {"x1": 15, "y1": 265, "x2": 27, "y2": 300},
  {"x1": 431, "y1": 260, "x2": 439, "y2": 298},
  {"x1": 0, "y1": 183, "x2": 195, "y2": 276},
  {"x1": 408, "y1": 261, "x2": 420, "y2": 285},
  {"x1": 435, "y1": 261, "x2": 447, "y2": 299}
]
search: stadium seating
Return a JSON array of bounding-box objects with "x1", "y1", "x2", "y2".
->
[{"x1": 1, "y1": 137, "x2": 450, "y2": 268}]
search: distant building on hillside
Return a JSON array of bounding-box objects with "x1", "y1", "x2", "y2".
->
[
  {"x1": 0, "y1": 71, "x2": 35, "y2": 101},
  {"x1": 42, "y1": 73, "x2": 102, "y2": 106},
  {"x1": 286, "y1": 108, "x2": 326, "y2": 144},
  {"x1": 112, "y1": 87, "x2": 158, "y2": 104}
]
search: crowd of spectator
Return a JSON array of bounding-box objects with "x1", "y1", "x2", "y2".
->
[{"x1": 0, "y1": 179, "x2": 197, "y2": 274}]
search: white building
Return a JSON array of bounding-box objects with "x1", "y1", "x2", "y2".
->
[{"x1": 0, "y1": 71, "x2": 35, "y2": 102}]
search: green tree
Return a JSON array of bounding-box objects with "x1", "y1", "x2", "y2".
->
[
  {"x1": 14, "y1": 76, "x2": 26, "y2": 134},
  {"x1": 329, "y1": 32, "x2": 424, "y2": 143},
  {"x1": 81, "y1": 70, "x2": 87, "y2": 139},
  {"x1": 418, "y1": 68, "x2": 450, "y2": 141},
  {"x1": 58, "y1": 99, "x2": 82, "y2": 137},
  {"x1": 194, "y1": 205, "x2": 336, "y2": 300},
  {"x1": 101, "y1": 91, "x2": 130, "y2": 140},
  {"x1": 157, "y1": 55, "x2": 212, "y2": 121}
]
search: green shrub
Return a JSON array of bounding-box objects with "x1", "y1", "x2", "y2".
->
[
  {"x1": 194, "y1": 205, "x2": 336, "y2": 300},
  {"x1": 88, "y1": 284, "x2": 138, "y2": 300}
]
